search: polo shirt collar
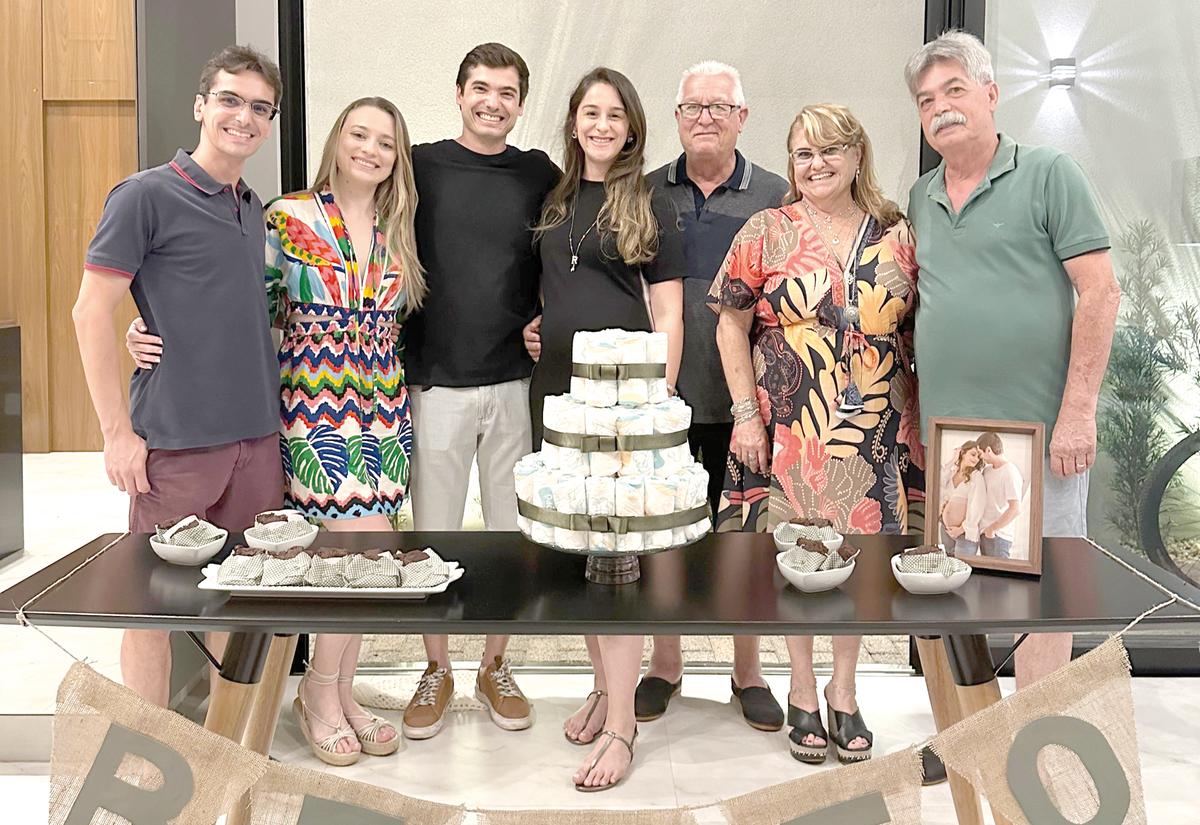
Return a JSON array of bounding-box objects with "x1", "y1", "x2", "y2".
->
[
  {"x1": 927, "y1": 133, "x2": 1017, "y2": 212},
  {"x1": 169, "y1": 148, "x2": 248, "y2": 197},
  {"x1": 666, "y1": 150, "x2": 751, "y2": 191}
]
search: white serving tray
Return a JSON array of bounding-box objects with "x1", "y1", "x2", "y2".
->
[{"x1": 198, "y1": 562, "x2": 463, "y2": 599}]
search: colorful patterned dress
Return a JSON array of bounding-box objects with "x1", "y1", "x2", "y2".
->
[
  {"x1": 708, "y1": 205, "x2": 924, "y2": 535},
  {"x1": 265, "y1": 191, "x2": 412, "y2": 519}
]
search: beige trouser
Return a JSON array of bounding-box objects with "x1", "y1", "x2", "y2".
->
[{"x1": 409, "y1": 378, "x2": 531, "y2": 531}]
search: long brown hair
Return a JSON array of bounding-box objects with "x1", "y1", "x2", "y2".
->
[
  {"x1": 535, "y1": 67, "x2": 658, "y2": 265},
  {"x1": 954, "y1": 440, "x2": 983, "y2": 480},
  {"x1": 308, "y1": 97, "x2": 426, "y2": 312},
  {"x1": 784, "y1": 103, "x2": 904, "y2": 229}
]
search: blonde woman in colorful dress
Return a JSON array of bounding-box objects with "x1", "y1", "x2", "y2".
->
[
  {"x1": 711, "y1": 104, "x2": 923, "y2": 764},
  {"x1": 127, "y1": 97, "x2": 423, "y2": 766}
]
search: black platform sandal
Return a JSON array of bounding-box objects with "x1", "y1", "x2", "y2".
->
[
  {"x1": 786, "y1": 704, "x2": 829, "y2": 764},
  {"x1": 824, "y1": 685, "x2": 873, "y2": 764}
]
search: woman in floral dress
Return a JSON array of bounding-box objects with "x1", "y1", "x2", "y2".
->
[
  {"x1": 711, "y1": 104, "x2": 923, "y2": 765},
  {"x1": 262, "y1": 97, "x2": 424, "y2": 766}
]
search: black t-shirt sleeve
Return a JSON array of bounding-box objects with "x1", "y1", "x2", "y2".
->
[{"x1": 645, "y1": 186, "x2": 685, "y2": 284}]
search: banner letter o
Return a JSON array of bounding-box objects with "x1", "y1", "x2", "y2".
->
[{"x1": 1006, "y1": 715, "x2": 1130, "y2": 825}]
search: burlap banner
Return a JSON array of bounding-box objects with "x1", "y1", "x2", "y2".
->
[
  {"x1": 932, "y1": 635, "x2": 1146, "y2": 824},
  {"x1": 717, "y1": 747, "x2": 923, "y2": 825},
  {"x1": 47, "y1": 636, "x2": 1150, "y2": 825},
  {"x1": 50, "y1": 661, "x2": 266, "y2": 825},
  {"x1": 249, "y1": 762, "x2": 464, "y2": 825}
]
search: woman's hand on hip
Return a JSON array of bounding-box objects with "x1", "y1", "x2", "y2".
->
[{"x1": 733, "y1": 417, "x2": 770, "y2": 476}]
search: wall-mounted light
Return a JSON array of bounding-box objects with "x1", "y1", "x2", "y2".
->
[{"x1": 1049, "y1": 58, "x2": 1077, "y2": 89}]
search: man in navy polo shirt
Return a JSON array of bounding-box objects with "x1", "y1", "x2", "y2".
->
[
  {"x1": 73, "y1": 45, "x2": 284, "y2": 706},
  {"x1": 637, "y1": 61, "x2": 789, "y2": 731}
]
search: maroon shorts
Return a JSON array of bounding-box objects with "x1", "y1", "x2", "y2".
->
[{"x1": 129, "y1": 433, "x2": 285, "y2": 533}]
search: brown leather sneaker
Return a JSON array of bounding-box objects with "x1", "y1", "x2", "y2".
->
[
  {"x1": 401, "y1": 662, "x2": 453, "y2": 740},
  {"x1": 474, "y1": 656, "x2": 532, "y2": 731}
]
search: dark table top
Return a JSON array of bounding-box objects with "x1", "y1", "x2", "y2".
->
[{"x1": 2, "y1": 533, "x2": 1198, "y2": 635}]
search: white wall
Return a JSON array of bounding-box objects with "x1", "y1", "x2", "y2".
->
[
  {"x1": 987, "y1": 0, "x2": 1200, "y2": 294},
  {"x1": 302, "y1": 0, "x2": 924, "y2": 200}
]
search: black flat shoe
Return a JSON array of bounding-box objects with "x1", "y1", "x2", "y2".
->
[
  {"x1": 786, "y1": 704, "x2": 829, "y2": 764},
  {"x1": 824, "y1": 687, "x2": 873, "y2": 764},
  {"x1": 731, "y1": 678, "x2": 784, "y2": 731},
  {"x1": 634, "y1": 676, "x2": 681, "y2": 721},
  {"x1": 921, "y1": 745, "x2": 948, "y2": 785}
]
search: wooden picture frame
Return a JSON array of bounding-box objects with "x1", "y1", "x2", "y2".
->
[{"x1": 925, "y1": 417, "x2": 1045, "y2": 576}]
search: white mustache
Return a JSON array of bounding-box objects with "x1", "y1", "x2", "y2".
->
[{"x1": 932, "y1": 111, "x2": 967, "y2": 133}]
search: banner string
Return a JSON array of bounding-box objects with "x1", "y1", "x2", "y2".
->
[
  {"x1": 1084, "y1": 537, "x2": 1200, "y2": 615},
  {"x1": 12, "y1": 532, "x2": 130, "y2": 664}
]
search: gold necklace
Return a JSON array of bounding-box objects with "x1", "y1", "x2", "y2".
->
[{"x1": 801, "y1": 199, "x2": 859, "y2": 247}]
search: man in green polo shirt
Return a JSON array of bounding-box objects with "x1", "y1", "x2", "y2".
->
[{"x1": 905, "y1": 31, "x2": 1121, "y2": 688}]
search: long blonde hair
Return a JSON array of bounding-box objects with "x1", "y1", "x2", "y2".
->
[
  {"x1": 535, "y1": 68, "x2": 658, "y2": 265},
  {"x1": 785, "y1": 103, "x2": 904, "y2": 229},
  {"x1": 308, "y1": 97, "x2": 426, "y2": 312}
]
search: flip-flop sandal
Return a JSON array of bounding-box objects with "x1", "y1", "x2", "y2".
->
[
  {"x1": 564, "y1": 689, "x2": 606, "y2": 745},
  {"x1": 574, "y1": 727, "x2": 638, "y2": 792}
]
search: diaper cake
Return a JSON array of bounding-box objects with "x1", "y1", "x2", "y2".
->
[{"x1": 514, "y1": 329, "x2": 712, "y2": 581}]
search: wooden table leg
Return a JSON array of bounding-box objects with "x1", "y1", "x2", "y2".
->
[
  {"x1": 916, "y1": 636, "x2": 983, "y2": 825},
  {"x1": 203, "y1": 631, "x2": 274, "y2": 825},
  {"x1": 945, "y1": 634, "x2": 1016, "y2": 825},
  {"x1": 240, "y1": 634, "x2": 298, "y2": 755}
]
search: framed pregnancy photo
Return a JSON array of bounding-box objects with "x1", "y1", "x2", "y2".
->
[{"x1": 925, "y1": 417, "x2": 1045, "y2": 576}]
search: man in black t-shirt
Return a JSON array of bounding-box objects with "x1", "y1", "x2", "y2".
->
[{"x1": 402, "y1": 43, "x2": 559, "y2": 742}]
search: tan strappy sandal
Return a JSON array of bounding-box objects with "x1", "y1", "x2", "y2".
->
[
  {"x1": 338, "y1": 675, "x2": 399, "y2": 756},
  {"x1": 292, "y1": 667, "x2": 360, "y2": 767},
  {"x1": 564, "y1": 689, "x2": 607, "y2": 745},
  {"x1": 574, "y1": 727, "x2": 638, "y2": 792}
]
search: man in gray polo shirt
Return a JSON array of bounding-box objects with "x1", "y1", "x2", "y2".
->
[
  {"x1": 636, "y1": 61, "x2": 790, "y2": 731},
  {"x1": 73, "y1": 46, "x2": 285, "y2": 706},
  {"x1": 905, "y1": 31, "x2": 1120, "y2": 688}
]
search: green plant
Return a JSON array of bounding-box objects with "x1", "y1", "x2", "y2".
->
[{"x1": 1097, "y1": 220, "x2": 1178, "y2": 546}]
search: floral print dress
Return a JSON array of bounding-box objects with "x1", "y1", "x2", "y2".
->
[
  {"x1": 265, "y1": 191, "x2": 412, "y2": 519},
  {"x1": 708, "y1": 204, "x2": 924, "y2": 535}
]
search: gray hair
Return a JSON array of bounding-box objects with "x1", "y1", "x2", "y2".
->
[
  {"x1": 904, "y1": 30, "x2": 994, "y2": 97},
  {"x1": 676, "y1": 60, "x2": 745, "y2": 107}
]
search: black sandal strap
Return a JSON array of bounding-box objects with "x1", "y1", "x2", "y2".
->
[
  {"x1": 786, "y1": 704, "x2": 827, "y2": 744},
  {"x1": 828, "y1": 706, "x2": 873, "y2": 750}
]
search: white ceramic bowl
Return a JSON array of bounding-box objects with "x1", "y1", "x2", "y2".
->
[
  {"x1": 890, "y1": 554, "x2": 972, "y2": 595},
  {"x1": 243, "y1": 521, "x2": 319, "y2": 553},
  {"x1": 776, "y1": 552, "x2": 856, "y2": 593},
  {"x1": 772, "y1": 523, "x2": 844, "y2": 554},
  {"x1": 149, "y1": 531, "x2": 228, "y2": 567}
]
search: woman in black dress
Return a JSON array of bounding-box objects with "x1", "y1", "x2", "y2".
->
[{"x1": 525, "y1": 67, "x2": 683, "y2": 791}]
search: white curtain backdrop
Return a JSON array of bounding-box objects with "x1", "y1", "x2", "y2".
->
[{"x1": 303, "y1": 0, "x2": 924, "y2": 202}]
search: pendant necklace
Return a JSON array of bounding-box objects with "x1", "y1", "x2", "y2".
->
[{"x1": 568, "y1": 190, "x2": 600, "y2": 272}]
